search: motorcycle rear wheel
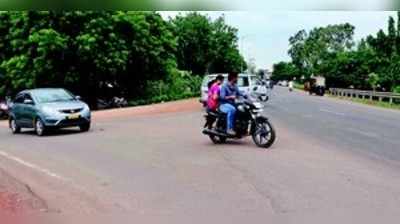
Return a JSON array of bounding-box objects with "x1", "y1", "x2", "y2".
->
[{"x1": 252, "y1": 120, "x2": 276, "y2": 148}]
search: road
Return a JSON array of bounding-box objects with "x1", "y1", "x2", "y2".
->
[
  {"x1": 268, "y1": 87, "x2": 400, "y2": 163},
  {"x1": 0, "y1": 88, "x2": 400, "y2": 223}
]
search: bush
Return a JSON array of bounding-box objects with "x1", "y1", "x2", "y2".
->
[
  {"x1": 128, "y1": 69, "x2": 203, "y2": 106},
  {"x1": 393, "y1": 86, "x2": 400, "y2": 94}
]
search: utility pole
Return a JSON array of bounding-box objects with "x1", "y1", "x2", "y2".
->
[{"x1": 240, "y1": 36, "x2": 245, "y2": 73}]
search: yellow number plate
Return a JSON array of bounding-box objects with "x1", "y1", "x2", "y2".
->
[{"x1": 67, "y1": 114, "x2": 80, "y2": 120}]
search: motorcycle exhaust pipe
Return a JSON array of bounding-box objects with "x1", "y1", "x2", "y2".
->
[{"x1": 202, "y1": 128, "x2": 228, "y2": 137}]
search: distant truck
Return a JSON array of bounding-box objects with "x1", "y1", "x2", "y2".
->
[{"x1": 304, "y1": 76, "x2": 326, "y2": 96}]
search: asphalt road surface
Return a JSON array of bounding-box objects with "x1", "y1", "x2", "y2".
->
[{"x1": 0, "y1": 88, "x2": 400, "y2": 223}]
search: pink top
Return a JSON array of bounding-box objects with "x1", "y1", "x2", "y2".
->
[{"x1": 207, "y1": 83, "x2": 220, "y2": 111}]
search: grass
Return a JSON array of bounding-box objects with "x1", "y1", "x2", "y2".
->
[
  {"x1": 327, "y1": 94, "x2": 400, "y2": 111},
  {"x1": 294, "y1": 82, "x2": 304, "y2": 90}
]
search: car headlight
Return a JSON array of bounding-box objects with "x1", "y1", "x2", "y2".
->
[{"x1": 82, "y1": 104, "x2": 90, "y2": 111}]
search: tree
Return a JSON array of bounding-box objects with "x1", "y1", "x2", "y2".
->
[
  {"x1": 271, "y1": 62, "x2": 299, "y2": 81},
  {"x1": 367, "y1": 73, "x2": 380, "y2": 91},
  {"x1": 288, "y1": 23, "x2": 355, "y2": 79},
  {"x1": 0, "y1": 11, "x2": 245, "y2": 104},
  {"x1": 171, "y1": 12, "x2": 245, "y2": 75},
  {"x1": 0, "y1": 11, "x2": 178, "y2": 103}
]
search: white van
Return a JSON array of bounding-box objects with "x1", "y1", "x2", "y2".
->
[{"x1": 200, "y1": 73, "x2": 268, "y2": 106}]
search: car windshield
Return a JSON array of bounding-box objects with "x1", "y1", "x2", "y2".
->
[
  {"x1": 250, "y1": 76, "x2": 260, "y2": 86},
  {"x1": 202, "y1": 76, "x2": 212, "y2": 87},
  {"x1": 237, "y1": 77, "x2": 249, "y2": 87},
  {"x1": 33, "y1": 89, "x2": 75, "y2": 103}
]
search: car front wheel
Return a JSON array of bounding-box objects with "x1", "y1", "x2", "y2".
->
[
  {"x1": 10, "y1": 118, "x2": 21, "y2": 134},
  {"x1": 35, "y1": 118, "x2": 46, "y2": 136}
]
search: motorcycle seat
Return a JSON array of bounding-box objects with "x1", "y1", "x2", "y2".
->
[
  {"x1": 216, "y1": 109, "x2": 227, "y2": 116},
  {"x1": 207, "y1": 110, "x2": 220, "y2": 117}
]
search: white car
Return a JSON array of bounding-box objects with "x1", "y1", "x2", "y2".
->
[{"x1": 200, "y1": 73, "x2": 268, "y2": 106}]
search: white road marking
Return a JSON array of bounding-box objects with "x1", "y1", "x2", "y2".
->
[
  {"x1": 319, "y1": 108, "x2": 346, "y2": 116},
  {"x1": 346, "y1": 127, "x2": 379, "y2": 139},
  {"x1": 0, "y1": 150, "x2": 69, "y2": 182}
]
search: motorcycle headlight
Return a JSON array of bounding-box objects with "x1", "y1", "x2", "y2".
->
[{"x1": 253, "y1": 102, "x2": 264, "y2": 109}]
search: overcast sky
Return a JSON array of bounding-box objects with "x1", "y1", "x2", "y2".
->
[{"x1": 160, "y1": 11, "x2": 396, "y2": 70}]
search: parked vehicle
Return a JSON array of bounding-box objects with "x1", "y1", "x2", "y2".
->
[
  {"x1": 278, "y1": 80, "x2": 288, "y2": 87},
  {"x1": 305, "y1": 76, "x2": 326, "y2": 96},
  {"x1": 0, "y1": 102, "x2": 7, "y2": 118},
  {"x1": 8, "y1": 88, "x2": 91, "y2": 136},
  {"x1": 202, "y1": 97, "x2": 276, "y2": 148},
  {"x1": 0, "y1": 97, "x2": 12, "y2": 119},
  {"x1": 200, "y1": 73, "x2": 268, "y2": 106},
  {"x1": 97, "y1": 97, "x2": 128, "y2": 110}
]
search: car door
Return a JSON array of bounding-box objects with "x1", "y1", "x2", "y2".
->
[
  {"x1": 12, "y1": 94, "x2": 25, "y2": 126},
  {"x1": 21, "y1": 94, "x2": 36, "y2": 128}
]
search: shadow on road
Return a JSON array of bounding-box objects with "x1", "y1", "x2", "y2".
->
[
  {"x1": 203, "y1": 139, "x2": 262, "y2": 150},
  {"x1": 18, "y1": 128, "x2": 86, "y2": 137}
]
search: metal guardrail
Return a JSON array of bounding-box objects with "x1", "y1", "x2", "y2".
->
[{"x1": 329, "y1": 88, "x2": 400, "y2": 104}]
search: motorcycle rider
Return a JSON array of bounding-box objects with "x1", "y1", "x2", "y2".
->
[
  {"x1": 219, "y1": 72, "x2": 244, "y2": 136},
  {"x1": 207, "y1": 75, "x2": 224, "y2": 112}
]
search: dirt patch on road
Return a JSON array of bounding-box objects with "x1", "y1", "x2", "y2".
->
[
  {"x1": 93, "y1": 98, "x2": 201, "y2": 121},
  {"x1": 0, "y1": 168, "x2": 47, "y2": 215}
]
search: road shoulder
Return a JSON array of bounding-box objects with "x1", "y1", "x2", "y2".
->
[{"x1": 0, "y1": 167, "x2": 47, "y2": 215}]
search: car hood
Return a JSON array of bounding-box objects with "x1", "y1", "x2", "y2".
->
[{"x1": 40, "y1": 101, "x2": 87, "y2": 110}]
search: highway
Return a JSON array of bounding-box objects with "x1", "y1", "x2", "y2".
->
[
  {"x1": 0, "y1": 87, "x2": 400, "y2": 223},
  {"x1": 268, "y1": 87, "x2": 400, "y2": 163}
]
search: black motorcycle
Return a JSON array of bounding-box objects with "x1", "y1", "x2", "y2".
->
[{"x1": 202, "y1": 98, "x2": 276, "y2": 148}]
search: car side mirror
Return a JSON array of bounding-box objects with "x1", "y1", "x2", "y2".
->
[
  {"x1": 75, "y1": 96, "x2": 81, "y2": 100},
  {"x1": 23, "y1": 99, "x2": 34, "y2": 105}
]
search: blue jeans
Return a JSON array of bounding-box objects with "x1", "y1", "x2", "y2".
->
[{"x1": 220, "y1": 103, "x2": 236, "y2": 130}]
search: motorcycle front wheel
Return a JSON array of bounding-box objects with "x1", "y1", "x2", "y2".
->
[{"x1": 252, "y1": 120, "x2": 276, "y2": 148}]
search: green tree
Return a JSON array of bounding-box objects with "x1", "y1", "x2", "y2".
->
[
  {"x1": 171, "y1": 12, "x2": 245, "y2": 75},
  {"x1": 288, "y1": 23, "x2": 355, "y2": 79},
  {"x1": 271, "y1": 61, "x2": 299, "y2": 81},
  {"x1": 367, "y1": 73, "x2": 380, "y2": 91}
]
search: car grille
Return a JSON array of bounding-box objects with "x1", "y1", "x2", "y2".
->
[
  {"x1": 59, "y1": 108, "x2": 83, "y2": 114},
  {"x1": 59, "y1": 117, "x2": 87, "y2": 126}
]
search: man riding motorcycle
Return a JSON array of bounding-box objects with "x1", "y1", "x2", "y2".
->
[
  {"x1": 202, "y1": 72, "x2": 276, "y2": 148},
  {"x1": 219, "y1": 72, "x2": 245, "y2": 136}
]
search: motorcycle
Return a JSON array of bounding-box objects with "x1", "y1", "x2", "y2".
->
[
  {"x1": 0, "y1": 97, "x2": 12, "y2": 119},
  {"x1": 97, "y1": 96, "x2": 128, "y2": 109},
  {"x1": 251, "y1": 84, "x2": 269, "y2": 102},
  {"x1": 202, "y1": 97, "x2": 276, "y2": 148}
]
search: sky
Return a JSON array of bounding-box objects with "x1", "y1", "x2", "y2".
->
[{"x1": 160, "y1": 11, "x2": 396, "y2": 70}]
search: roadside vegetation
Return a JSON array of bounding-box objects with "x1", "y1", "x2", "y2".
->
[
  {"x1": 327, "y1": 94, "x2": 400, "y2": 110},
  {"x1": 0, "y1": 11, "x2": 246, "y2": 108},
  {"x1": 272, "y1": 12, "x2": 400, "y2": 94}
]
